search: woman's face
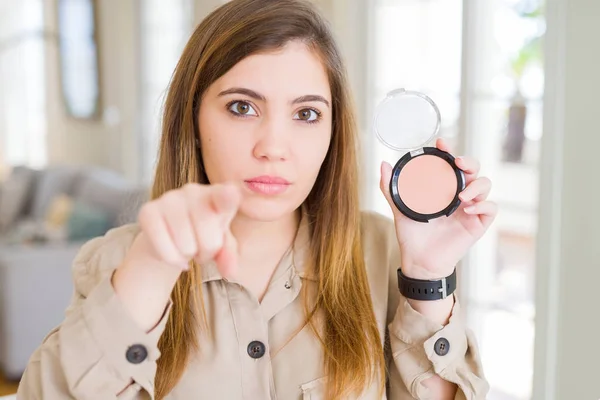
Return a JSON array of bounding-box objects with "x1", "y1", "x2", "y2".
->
[{"x1": 199, "y1": 40, "x2": 333, "y2": 221}]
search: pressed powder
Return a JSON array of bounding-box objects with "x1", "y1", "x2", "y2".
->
[
  {"x1": 397, "y1": 155, "x2": 457, "y2": 214},
  {"x1": 374, "y1": 88, "x2": 466, "y2": 222}
]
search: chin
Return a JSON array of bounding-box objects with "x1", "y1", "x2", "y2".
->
[{"x1": 238, "y1": 196, "x2": 300, "y2": 222}]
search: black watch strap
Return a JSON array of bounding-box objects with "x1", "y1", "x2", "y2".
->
[{"x1": 397, "y1": 268, "x2": 457, "y2": 301}]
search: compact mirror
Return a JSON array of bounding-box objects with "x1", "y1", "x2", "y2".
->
[{"x1": 373, "y1": 89, "x2": 465, "y2": 223}]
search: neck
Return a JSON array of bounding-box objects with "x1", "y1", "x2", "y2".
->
[{"x1": 230, "y1": 208, "x2": 301, "y2": 262}]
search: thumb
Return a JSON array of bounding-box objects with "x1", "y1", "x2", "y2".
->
[
  {"x1": 379, "y1": 161, "x2": 396, "y2": 210},
  {"x1": 214, "y1": 229, "x2": 238, "y2": 280}
]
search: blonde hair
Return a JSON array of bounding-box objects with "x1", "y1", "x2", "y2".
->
[{"x1": 151, "y1": 0, "x2": 385, "y2": 398}]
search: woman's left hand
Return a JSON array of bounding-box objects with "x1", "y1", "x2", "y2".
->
[{"x1": 380, "y1": 138, "x2": 498, "y2": 280}]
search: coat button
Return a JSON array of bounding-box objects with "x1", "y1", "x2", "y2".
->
[
  {"x1": 434, "y1": 338, "x2": 450, "y2": 356},
  {"x1": 126, "y1": 344, "x2": 148, "y2": 364},
  {"x1": 247, "y1": 341, "x2": 266, "y2": 359}
]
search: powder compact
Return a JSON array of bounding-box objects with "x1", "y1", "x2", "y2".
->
[{"x1": 373, "y1": 88, "x2": 465, "y2": 223}]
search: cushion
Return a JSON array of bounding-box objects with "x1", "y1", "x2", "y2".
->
[
  {"x1": 29, "y1": 166, "x2": 80, "y2": 221},
  {"x1": 66, "y1": 200, "x2": 110, "y2": 241},
  {"x1": 45, "y1": 194, "x2": 74, "y2": 228},
  {"x1": 71, "y1": 167, "x2": 130, "y2": 226},
  {"x1": 2, "y1": 219, "x2": 51, "y2": 245},
  {"x1": 0, "y1": 166, "x2": 36, "y2": 231}
]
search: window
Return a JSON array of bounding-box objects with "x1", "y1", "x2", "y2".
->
[
  {"x1": 461, "y1": 2, "x2": 543, "y2": 399},
  {"x1": 0, "y1": 0, "x2": 47, "y2": 171},
  {"x1": 57, "y1": 0, "x2": 100, "y2": 119}
]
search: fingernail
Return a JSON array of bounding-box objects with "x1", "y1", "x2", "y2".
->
[{"x1": 464, "y1": 206, "x2": 475, "y2": 213}]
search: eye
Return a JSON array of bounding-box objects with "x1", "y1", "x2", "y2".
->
[
  {"x1": 228, "y1": 101, "x2": 258, "y2": 116},
  {"x1": 294, "y1": 108, "x2": 321, "y2": 123}
]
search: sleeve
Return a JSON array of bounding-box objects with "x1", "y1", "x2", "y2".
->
[
  {"x1": 386, "y1": 294, "x2": 489, "y2": 399},
  {"x1": 376, "y1": 215, "x2": 489, "y2": 399},
  {"x1": 17, "y1": 228, "x2": 172, "y2": 400}
]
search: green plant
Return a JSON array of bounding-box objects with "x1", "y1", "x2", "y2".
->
[{"x1": 509, "y1": 1, "x2": 544, "y2": 85}]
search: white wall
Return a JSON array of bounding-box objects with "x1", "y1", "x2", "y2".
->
[
  {"x1": 193, "y1": 0, "x2": 224, "y2": 22},
  {"x1": 533, "y1": 0, "x2": 600, "y2": 399}
]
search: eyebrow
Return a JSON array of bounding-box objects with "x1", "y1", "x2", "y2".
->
[{"x1": 218, "y1": 87, "x2": 330, "y2": 108}]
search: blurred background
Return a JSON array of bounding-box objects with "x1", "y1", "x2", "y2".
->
[{"x1": 0, "y1": 0, "x2": 597, "y2": 399}]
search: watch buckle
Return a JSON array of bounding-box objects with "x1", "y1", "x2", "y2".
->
[{"x1": 437, "y1": 277, "x2": 448, "y2": 299}]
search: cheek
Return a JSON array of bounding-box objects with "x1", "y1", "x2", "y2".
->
[
  {"x1": 199, "y1": 112, "x2": 247, "y2": 181},
  {"x1": 296, "y1": 128, "x2": 332, "y2": 179}
]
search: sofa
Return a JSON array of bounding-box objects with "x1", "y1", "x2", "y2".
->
[{"x1": 0, "y1": 165, "x2": 148, "y2": 380}]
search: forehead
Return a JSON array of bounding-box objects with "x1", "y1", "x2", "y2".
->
[{"x1": 210, "y1": 41, "x2": 331, "y2": 100}]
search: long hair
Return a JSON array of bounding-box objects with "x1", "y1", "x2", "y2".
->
[{"x1": 151, "y1": 0, "x2": 385, "y2": 398}]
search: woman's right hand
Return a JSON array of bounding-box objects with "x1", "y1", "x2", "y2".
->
[
  {"x1": 134, "y1": 182, "x2": 241, "y2": 276},
  {"x1": 112, "y1": 183, "x2": 242, "y2": 331}
]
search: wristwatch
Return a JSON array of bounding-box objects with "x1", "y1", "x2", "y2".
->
[{"x1": 397, "y1": 268, "x2": 457, "y2": 301}]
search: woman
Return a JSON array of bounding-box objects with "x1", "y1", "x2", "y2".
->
[{"x1": 18, "y1": 0, "x2": 495, "y2": 398}]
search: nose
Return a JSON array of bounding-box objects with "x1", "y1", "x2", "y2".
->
[{"x1": 253, "y1": 115, "x2": 289, "y2": 161}]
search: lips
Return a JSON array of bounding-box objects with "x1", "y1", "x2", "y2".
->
[
  {"x1": 245, "y1": 176, "x2": 290, "y2": 185},
  {"x1": 244, "y1": 176, "x2": 291, "y2": 195}
]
